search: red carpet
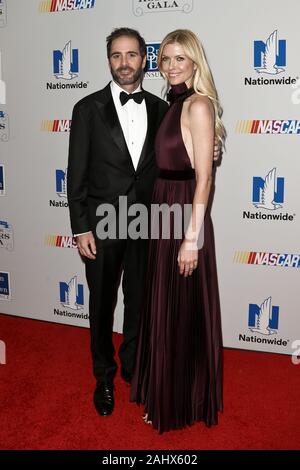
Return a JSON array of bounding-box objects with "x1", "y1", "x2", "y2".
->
[{"x1": 0, "y1": 313, "x2": 299, "y2": 450}]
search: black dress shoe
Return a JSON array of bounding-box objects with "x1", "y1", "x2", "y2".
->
[
  {"x1": 93, "y1": 381, "x2": 114, "y2": 416},
  {"x1": 121, "y1": 368, "x2": 132, "y2": 384}
]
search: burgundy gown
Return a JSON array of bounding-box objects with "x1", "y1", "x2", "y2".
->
[{"x1": 130, "y1": 83, "x2": 223, "y2": 433}]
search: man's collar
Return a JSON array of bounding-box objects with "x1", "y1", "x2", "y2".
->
[{"x1": 110, "y1": 80, "x2": 142, "y2": 96}]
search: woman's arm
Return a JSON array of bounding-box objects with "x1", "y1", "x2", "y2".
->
[{"x1": 177, "y1": 96, "x2": 215, "y2": 276}]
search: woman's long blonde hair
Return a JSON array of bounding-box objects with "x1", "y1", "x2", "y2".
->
[{"x1": 157, "y1": 29, "x2": 226, "y2": 146}]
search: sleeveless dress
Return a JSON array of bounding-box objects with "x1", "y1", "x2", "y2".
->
[{"x1": 130, "y1": 83, "x2": 223, "y2": 433}]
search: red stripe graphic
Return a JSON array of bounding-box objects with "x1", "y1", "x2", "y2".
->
[
  {"x1": 56, "y1": 236, "x2": 62, "y2": 247},
  {"x1": 249, "y1": 251, "x2": 256, "y2": 264},
  {"x1": 251, "y1": 120, "x2": 259, "y2": 134},
  {"x1": 51, "y1": 0, "x2": 57, "y2": 12}
]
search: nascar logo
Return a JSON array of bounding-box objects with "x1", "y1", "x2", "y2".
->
[
  {"x1": 45, "y1": 235, "x2": 77, "y2": 248},
  {"x1": 234, "y1": 251, "x2": 300, "y2": 268},
  {"x1": 41, "y1": 120, "x2": 71, "y2": 132},
  {"x1": 236, "y1": 120, "x2": 300, "y2": 134},
  {"x1": 39, "y1": 0, "x2": 95, "y2": 12}
]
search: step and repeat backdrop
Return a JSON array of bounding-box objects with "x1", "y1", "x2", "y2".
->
[{"x1": 1, "y1": 0, "x2": 299, "y2": 356}]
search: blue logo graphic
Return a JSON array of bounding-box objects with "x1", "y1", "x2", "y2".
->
[
  {"x1": 248, "y1": 297, "x2": 279, "y2": 335},
  {"x1": 0, "y1": 271, "x2": 10, "y2": 299},
  {"x1": 0, "y1": 110, "x2": 9, "y2": 141},
  {"x1": 59, "y1": 276, "x2": 84, "y2": 310},
  {"x1": 145, "y1": 42, "x2": 162, "y2": 79},
  {"x1": 146, "y1": 42, "x2": 160, "y2": 72},
  {"x1": 0, "y1": 220, "x2": 13, "y2": 250},
  {"x1": 254, "y1": 30, "x2": 286, "y2": 75},
  {"x1": 56, "y1": 169, "x2": 67, "y2": 198},
  {"x1": 53, "y1": 41, "x2": 79, "y2": 80},
  {"x1": 252, "y1": 168, "x2": 284, "y2": 210},
  {"x1": 0, "y1": 0, "x2": 7, "y2": 28}
]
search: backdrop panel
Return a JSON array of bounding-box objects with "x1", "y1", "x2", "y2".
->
[{"x1": 1, "y1": 0, "x2": 299, "y2": 355}]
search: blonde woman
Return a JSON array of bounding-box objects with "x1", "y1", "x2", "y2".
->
[{"x1": 131, "y1": 30, "x2": 225, "y2": 433}]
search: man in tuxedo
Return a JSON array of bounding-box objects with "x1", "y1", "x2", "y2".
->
[{"x1": 67, "y1": 28, "x2": 168, "y2": 417}]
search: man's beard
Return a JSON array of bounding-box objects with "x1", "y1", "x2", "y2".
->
[{"x1": 111, "y1": 66, "x2": 144, "y2": 86}]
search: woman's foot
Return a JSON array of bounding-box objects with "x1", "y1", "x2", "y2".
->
[{"x1": 142, "y1": 413, "x2": 152, "y2": 424}]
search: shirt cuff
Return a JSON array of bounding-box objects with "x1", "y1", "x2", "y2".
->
[{"x1": 74, "y1": 231, "x2": 92, "y2": 237}]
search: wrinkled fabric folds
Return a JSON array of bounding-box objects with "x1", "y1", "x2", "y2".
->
[{"x1": 131, "y1": 83, "x2": 223, "y2": 433}]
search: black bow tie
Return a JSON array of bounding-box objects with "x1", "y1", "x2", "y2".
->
[{"x1": 119, "y1": 90, "x2": 145, "y2": 106}]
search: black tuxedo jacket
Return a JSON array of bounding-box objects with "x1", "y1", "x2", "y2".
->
[{"x1": 67, "y1": 83, "x2": 168, "y2": 241}]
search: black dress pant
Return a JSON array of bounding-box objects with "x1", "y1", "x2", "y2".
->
[{"x1": 85, "y1": 237, "x2": 148, "y2": 384}]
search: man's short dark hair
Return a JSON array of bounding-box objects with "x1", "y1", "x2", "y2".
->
[{"x1": 106, "y1": 27, "x2": 147, "y2": 59}]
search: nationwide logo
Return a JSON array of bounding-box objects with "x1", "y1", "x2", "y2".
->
[
  {"x1": 249, "y1": 297, "x2": 279, "y2": 335},
  {"x1": 0, "y1": 110, "x2": 9, "y2": 141},
  {"x1": 236, "y1": 120, "x2": 300, "y2": 134},
  {"x1": 0, "y1": 0, "x2": 7, "y2": 28},
  {"x1": 0, "y1": 220, "x2": 13, "y2": 251},
  {"x1": 55, "y1": 168, "x2": 67, "y2": 198},
  {"x1": 252, "y1": 168, "x2": 284, "y2": 210},
  {"x1": 39, "y1": 0, "x2": 95, "y2": 13},
  {"x1": 47, "y1": 41, "x2": 89, "y2": 91},
  {"x1": 54, "y1": 275, "x2": 88, "y2": 320},
  {"x1": 45, "y1": 235, "x2": 77, "y2": 248},
  {"x1": 53, "y1": 275, "x2": 89, "y2": 320},
  {"x1": 242, "y1": 168, "x2": 295, "y2": 222},
  {"x1": 0, "y1": 271, "x2": 11, "y2": 300},
  {"x1": 54, "y1": 41, "x2": 78, "y2": 79},
  {"x1": 255, "y1": 30, "x2": 286, "y2": 74},
  {"x1": 0, "y1": 164, "x2": 5, "y2": 195},
  {"x1": 239, "y1": 297, "x2": 289, "y2": 348},
  {"x1": 41, "y1": 120, "x2": 71, "y2": 132},
  {"x1": 233, "y1": 251, "x2": 300, "y2": 269},
  {"x1": 59, "y1": 275, "x2": 84, "y2": 310},
  {"x1": 133, "y1": 0, "x2": 193, "y2": 16},
  {"x1": 49, "y1": 169, "x2": 68, "y2": 207},
  {"x1": 145, "y1": 42, "x2": 161, "y2": 79},
  {"x1": 244, "y1": 29, "x2": 298, "y2": 86}
]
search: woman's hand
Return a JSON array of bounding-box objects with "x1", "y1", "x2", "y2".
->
[{"x1": 177, "y1": 240, "x2": 198, "y2": 277}]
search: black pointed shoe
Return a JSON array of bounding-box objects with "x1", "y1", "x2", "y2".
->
[{"x1": 93, "y1": 381, "x2": 114, "y2": 416}]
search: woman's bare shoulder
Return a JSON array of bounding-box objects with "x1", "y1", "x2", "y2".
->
[{"x1": 187, "y1": 94, "x2": 214, "y2": 121}]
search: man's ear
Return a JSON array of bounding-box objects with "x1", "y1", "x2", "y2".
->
[{"x1": 142, "y1": 55, "x2": 147, "y2": 69}]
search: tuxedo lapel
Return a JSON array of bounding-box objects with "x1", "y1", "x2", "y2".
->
[
  {"x1": 95, "y1": 85, "x2": 135, "y2": 172},
  {"x1": 136, "y1": 94, "x2": 158, "y2": 172}
]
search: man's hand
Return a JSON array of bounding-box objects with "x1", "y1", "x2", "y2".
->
[{"x1": 76, "y1": 232, "x2": 97, "y2": 260}]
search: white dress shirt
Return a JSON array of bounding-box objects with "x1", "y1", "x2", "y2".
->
[
  {"x1": 110, "y1": 80, "x2": 147, "y2": 171},
  {"x1": 74, "y1": 81, "x2": 147, "y2": 237}
]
